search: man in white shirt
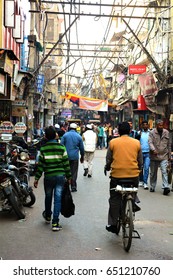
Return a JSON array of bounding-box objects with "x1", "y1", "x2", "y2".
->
[{"x1": 82, "y1": 124, "x2": 97, "y2": 178}]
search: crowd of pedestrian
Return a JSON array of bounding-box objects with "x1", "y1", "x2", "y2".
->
[{"x1": 32, "y1": 118, "x2": 172, "y2": 232}]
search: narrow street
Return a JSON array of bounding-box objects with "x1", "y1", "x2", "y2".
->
[{"x1": 0, "y1": 149, "x2": 173, "y2": 260}]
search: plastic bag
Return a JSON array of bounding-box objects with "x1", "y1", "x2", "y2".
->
[{"x1": 61, "y1": 182, "x2": 75, "y2": 218}]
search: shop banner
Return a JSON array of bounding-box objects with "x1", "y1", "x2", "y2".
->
[{"x1": 79, "y1": 99, "x2": 108, "y2": 111}]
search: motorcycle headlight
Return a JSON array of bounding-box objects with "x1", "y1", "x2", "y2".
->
[{"x1": 20, "y1": 152, "x2": 29, "y2": 161}]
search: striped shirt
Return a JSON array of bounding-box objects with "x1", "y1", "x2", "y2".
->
[{"x1": 35, "y1": 140, "x2": 71, "y2": 180}]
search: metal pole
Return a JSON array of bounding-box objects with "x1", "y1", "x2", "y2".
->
[{"x1": 27, "y1": 1, "x2": 36, "y2": 143}]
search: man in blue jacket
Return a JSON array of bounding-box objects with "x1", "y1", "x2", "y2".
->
[{"x1": 61, "y1": 123, "x2": 84, "y2": 192}]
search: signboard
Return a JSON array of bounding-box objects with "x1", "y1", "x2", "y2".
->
[
  {"x1": 36, "y1": 74, "x2": 45, "y2": 93},
  {"x1": 14, "y1": 122, "x2": 27, "y2": 134},
  {"x1": 0, "y1": 121, "x2": 14, "y2": 134},
  {"x1": 137, "y1": 95, "x2": 147, "y2": 110},
  {"x1": 129, "y1": 65, "x2": 146, "y2": 74},
  {"x1": 12, "y1": 100, "x2": 26, "y2": 116},
  {"x1": 12, "y1": 106, "x2": 26, "y2": 117}
]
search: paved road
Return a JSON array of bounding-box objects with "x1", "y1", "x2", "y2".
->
[{"x1": 0, "y1": 149, "x2": 173, "y2": 260}]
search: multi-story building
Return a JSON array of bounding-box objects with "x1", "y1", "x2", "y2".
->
[
  {"x1": 0, "y1": 0, "x2": 26, "y2": 123},
  {"x1": 108, "y1": 0, "x2": 173, "y2": 129},
  {"x1": 28, "y1": 1, "x2": 64, "y2": 127}
]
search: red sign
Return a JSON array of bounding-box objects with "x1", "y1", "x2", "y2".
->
[
  {"x1": 129, "y1": 65, "x2": 146, "y2": 74},
  {"x1": 137, "y1": 95, "x2": 147, "y2": 110}
]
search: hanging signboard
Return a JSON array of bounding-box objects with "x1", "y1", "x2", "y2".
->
[
  {"x1": 37, "y1": 74, "x2": 45, "y2": 93},
  {"x1": 129, "y1": 65, "x2": 146, "y2": 74}
]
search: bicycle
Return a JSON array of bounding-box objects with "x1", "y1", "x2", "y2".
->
[{"x1": 111, "y1": 178, "x2": 141, "y2": 252}]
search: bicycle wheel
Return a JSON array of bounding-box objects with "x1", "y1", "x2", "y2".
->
[{"x1": 122, "y1": 198, "x2": 133, "y2": 252}]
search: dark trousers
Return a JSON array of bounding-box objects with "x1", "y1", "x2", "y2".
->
[
  {"x1": 69, "y1": 159, "x2": 79, "y2": 188},
  {"x1": 108, "y1": 177, "x2": 139, "y2": 225}
]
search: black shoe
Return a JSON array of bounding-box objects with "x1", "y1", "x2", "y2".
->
[
  {"x1": 106, "y1": 225, "x2": 118, "y2": 235},
  {"x1": 42, "y1": 211, "x2": 51, "y2": 224},
  {"x1": 163, "y1": 188, "x2": 170, "y2": 195},
  {"x1": 133, "y1": 203, "x2": 141, "y2": 212},
  {"x1": 88, "y1": 174, "x2": 92, "y2": 178},
  {"x1": 83, "y1": 169, "x2": 88, "y2": 176},
  {"x1": 71, "y1": 187, "x2": 77, "y2": 192},
  {"x1": 150, "y1": 188, "x2": 155, "y2": 192}
]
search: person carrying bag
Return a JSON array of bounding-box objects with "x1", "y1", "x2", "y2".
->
[{"x1": 61, "y1": 180, "x2": 75, "y2": 218}]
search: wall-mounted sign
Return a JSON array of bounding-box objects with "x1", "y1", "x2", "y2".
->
[{"x1": 129, "y1": 65, "x2": 146, "y2": 75}]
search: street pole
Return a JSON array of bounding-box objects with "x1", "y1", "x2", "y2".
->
[{"x1": 27, "y1": 1, "x2": 36, "y2": 143}]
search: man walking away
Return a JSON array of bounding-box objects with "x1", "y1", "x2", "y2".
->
[
  {"x1": 61, "y1": 123, "x2": 84, "y2": 192},
  {"x1": 138, "y1": 120, "x2": 150, "y2": 189},
  {"x1": 34, "y1": 126, "x2": 71, "y2": 231},
  {"x1": 148, "y1": 119, "x2": 171, "y2": 195},
  {"x1": 82, "y1": 124, "x2": 97, "y2": 178}
]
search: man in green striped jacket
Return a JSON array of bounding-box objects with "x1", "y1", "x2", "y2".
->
[{"x1": 34, "y1": 126, "x2": 71, "y2": 231}]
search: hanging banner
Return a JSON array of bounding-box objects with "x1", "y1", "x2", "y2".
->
[{"x1": 79, "y1": 99, "x2": 108, "y2": 112}]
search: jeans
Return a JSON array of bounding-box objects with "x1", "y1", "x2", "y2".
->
[
  {"x1": 44, "y1": 175, "x2": 65, "y2": 223},
  {"x1": 150, "y1": 159, "x2": 169, "y2": 190},
  {"x1": 98, "y1": 136, "x2": 103, "y2": 149},
  {"x1": 139, "y1": 152, "x2": 150, "y2": 184}
]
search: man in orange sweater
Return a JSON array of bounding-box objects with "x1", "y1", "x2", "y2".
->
[{"x1": 104, "y1": 122, "x2": 143, "y2": 234}]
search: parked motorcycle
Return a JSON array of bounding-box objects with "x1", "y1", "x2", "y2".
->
[
  {"x1": 5, "y1": 144, "x2": 36, "y2": 207},
  {"x1": 6, "y1": 143, "x2": 30, "y2": 182},
  {"x1": 0, "y1": 164, "x2": 25, "y2": 219},
  {"x1": 9, "y1": 164, "x2": 36, "y2": 207}
]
